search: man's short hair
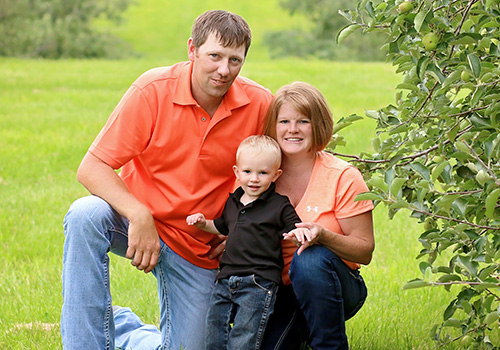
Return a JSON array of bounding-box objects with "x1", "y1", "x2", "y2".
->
[
  {"x1": 236, "y1": 135, "x2": 282, "y2": 168},
  {"x1": 191, "y1": 10, "x2": 252, "y2": 56}
]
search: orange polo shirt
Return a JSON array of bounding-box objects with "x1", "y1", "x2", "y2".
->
[
  {"x1": 89, "y1": 61, "x2": 273, "y2": 269},
  {"x1": 281, "y1": 151, "x2": 374, "y2": 285}
]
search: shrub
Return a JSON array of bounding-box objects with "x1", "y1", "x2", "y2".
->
[{"x1": 0, "y1": 0, "x2": 133, "y2": 58}]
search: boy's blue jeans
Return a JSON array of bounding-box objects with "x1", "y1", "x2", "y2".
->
[
  {"x1": 205, "y1": 275, "x2": 278, "y2": 350},
  {"x1": 61, "y1": 196, "x2": 217, "y2": 350},
  {"x1": 261, "y1": 245, "x2": 367, "y2": 350}
]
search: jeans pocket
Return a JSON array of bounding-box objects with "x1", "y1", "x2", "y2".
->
[{"x1": 251, "y1": 275, "x2": 277, "y2": 294}]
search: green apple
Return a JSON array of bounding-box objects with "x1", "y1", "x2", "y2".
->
[
  {"x1": 422, "y1": 32, "x2": 439, "y2": 51},
  {"x1": 461, "y1": 69, "x2": 471, "y2": 81},
  {"x1": 398, "y1": 1, "x2": 414, "y2": 13}
]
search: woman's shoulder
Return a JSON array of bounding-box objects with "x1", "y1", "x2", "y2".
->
[{"x1": 317, "y1": 151, "x2": 356, "y2": 172}]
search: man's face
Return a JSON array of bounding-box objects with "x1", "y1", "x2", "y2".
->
[{"x1": 188, "y1": 32, "x2": 246, "y2": 107}]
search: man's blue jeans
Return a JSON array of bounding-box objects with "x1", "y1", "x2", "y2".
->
[
  {"x1": 61, "y1": 196, "x2": 217, "y2": 350},
  {"x1": 205, "y1": 275, "x2": 278, "y2": 350},
  {"x1": 261, "y1": 245, "x2": 367, "y2": 350}
]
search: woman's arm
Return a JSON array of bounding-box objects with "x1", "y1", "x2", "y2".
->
[{"x1": 294, "y1": 211, "x2": 374, "y2": 265}]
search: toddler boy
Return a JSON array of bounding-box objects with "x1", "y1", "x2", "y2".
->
[{"x1": 186, "y1": 135, "x2": 309, "y2": 350}]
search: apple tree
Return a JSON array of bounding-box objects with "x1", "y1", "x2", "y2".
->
[{"x1": 332, "y1": 0, "x2": 500, "y2": 347}]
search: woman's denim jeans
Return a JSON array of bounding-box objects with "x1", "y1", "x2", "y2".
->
[
  {"x1": 262, "y1": 245, "x2": 367, "y2": 350},
  {"x1": 206, "y1": 275, "x2": 278, "y2": 350},
  {"x1": 61, "y1": 196, "x2": 217, "y2": 350}
]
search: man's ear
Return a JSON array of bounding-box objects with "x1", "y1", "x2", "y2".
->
[{"x1": 187, "y1": 37, "x2": 196, "y2": 62}]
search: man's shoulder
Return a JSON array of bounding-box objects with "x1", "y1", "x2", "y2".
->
[
  {"x1": 235, "y1": 75, "x2": 272, "y2": 97},
  {"x1": 132, "y1": 62, "x2": 189, "y2": 89}
]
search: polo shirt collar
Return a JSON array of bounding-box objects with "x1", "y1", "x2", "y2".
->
[
  {"x1": 173, "y1": 61, "x2": 251, "y2": 111},
  {"x1": 231, "y1": 182, "x2": 277, "y2": 207}
]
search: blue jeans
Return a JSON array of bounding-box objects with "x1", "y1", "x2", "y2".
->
[
  {"x1": 206, "y1": 275, "x2": 278, "y2": 350},
  {"x1": 61, "y1": 196, "x2": 217, "y2": 350},
  {"x1": 261, "y1": 245, "x2": 367, "y2": 350}
]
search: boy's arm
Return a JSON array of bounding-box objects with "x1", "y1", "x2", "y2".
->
[{"x1": 186, "y1": 213, "x2": 221, "y2": 235}]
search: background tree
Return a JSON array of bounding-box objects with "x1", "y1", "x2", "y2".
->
[
  {"x1": 332, "y1": 0, "x2": 500, "y2": 347},
  {"x1": 0, "y1": 0, "x2": 132, "y2": 58},
  {"x1": 263, "y1": 0, "x2": 386, "y2": 61}
]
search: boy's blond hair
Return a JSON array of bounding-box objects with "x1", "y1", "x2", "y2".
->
[{"x1": 236, "y1": 135, "x2": 282, "y2": 168}]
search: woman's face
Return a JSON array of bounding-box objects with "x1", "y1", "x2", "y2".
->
[{"x1": 275, "y1": 101, "x2": 314, "y2": 157}]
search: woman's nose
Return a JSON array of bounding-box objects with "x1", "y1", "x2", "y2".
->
[{"x1": 288, "y1": 121, "x2": 298, "y2": 132}]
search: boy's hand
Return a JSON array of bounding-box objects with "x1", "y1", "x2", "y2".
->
[{"x1": 186, "y1": 213, "x2": 206, "y2": 228}]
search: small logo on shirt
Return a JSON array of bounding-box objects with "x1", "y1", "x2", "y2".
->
[{"x1": 307, "y1": 206, "x2": 319, "y2": 213}]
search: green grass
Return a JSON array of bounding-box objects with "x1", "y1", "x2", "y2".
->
[{"x1": 0, "y1": 0, "x2": 464, "y2": 348}]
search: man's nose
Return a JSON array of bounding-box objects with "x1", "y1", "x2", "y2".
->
[{"x1": 217, "y1": 60, "x2": 230, "y2": 76}]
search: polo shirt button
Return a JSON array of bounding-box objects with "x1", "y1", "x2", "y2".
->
[
  {"x1": 240, "y1": 210, "x2": 245, "y2": 214},
  {"x1": 201, "y1": 117, "x2": 206, "y2": 121}
]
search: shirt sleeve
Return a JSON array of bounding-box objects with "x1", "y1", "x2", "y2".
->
[
  {"x1": 334, "y1": 166, "x2": 374, "y2": 219},
  {"x1": 213, "y1": 200, "x2": 230, "y2": 236},
  {"x1": 89, "y1": 84, "x2": 155, "y2": 169},
  {"x1": 280, "y1": 200, "x2": 302, "y2": 234}
]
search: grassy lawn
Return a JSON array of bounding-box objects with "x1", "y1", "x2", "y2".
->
[{"x1": 0, "y1": 0, "x2": 463, "y2": 348}]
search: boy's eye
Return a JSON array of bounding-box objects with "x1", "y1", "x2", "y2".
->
[
  {"x1": 260, "y1": 171, "x2": 268, "y2": 175},
  {"x1": 243, "y1": 170, "x2": 251, "y2": 173}
]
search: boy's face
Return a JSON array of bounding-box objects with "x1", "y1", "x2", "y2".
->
[{"x1": 233, "y1": 151, "x2": 282, "y2": 202}]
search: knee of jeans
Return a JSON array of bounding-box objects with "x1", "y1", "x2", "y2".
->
[
  {"x1": 289, "y1": 246, "x2": 338, "y2": 287},
  {"x1": 64, "y1": 196, "x2": 114, "y2": 236}
]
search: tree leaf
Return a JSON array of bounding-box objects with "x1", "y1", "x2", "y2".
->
[
  {"x1": 484, "y1": 311, "x2": 499, "y2": 326},
  {"x1": 355, "y1": 192, "x2": 384, "y2": 201},
  {"x1": 467, "y1": 53, "x2": 482, "y2": 78},
  {"x1": 485, "y1": 188, "x2": 500, "y2": 219},
  {"x1": 403, "y1": 279, "x2": 431, "y2": 290},
  {"x1": 336, "y1": 24, "x2": 362, "y2": 45},
  {"x1": 410, "y1": 162, "x2": 431, "y2": 180},
  {"x1": 414, "y1": 10, "x2": 429, "y2": 33}
]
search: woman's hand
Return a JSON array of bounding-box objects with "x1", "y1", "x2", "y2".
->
[{"x1": 283, "y1": 222, "x2": 324, "y2": 255}]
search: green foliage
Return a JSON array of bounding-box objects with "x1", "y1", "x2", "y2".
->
[
  {"x1": 263, "y1": 0, "x2": 387, "y2": 61},
  {"x1": 336, "y1": 0, "x2": 500, "y2": 347},
  {"x1": 0, "y1": 0, "x2": 133, "y2": 58}
]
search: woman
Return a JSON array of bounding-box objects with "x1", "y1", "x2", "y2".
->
[{"x1": 261, "y1": 82, "x2": 375, "y2": 350}]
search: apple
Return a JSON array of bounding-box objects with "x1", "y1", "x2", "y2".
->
[
  {"x1": 422, "y1": 32, "x2": 439, "y2": 51},
  {"x1": 461, "y1": 69, "x2": 471, "y2": 81},
  {"x1": 398, "y1": 1, "x2": 414, "y2": 13}
]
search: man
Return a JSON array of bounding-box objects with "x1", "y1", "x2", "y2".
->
[{"x1": 61, "y1": 10, "x2": 273, "y2": 350}]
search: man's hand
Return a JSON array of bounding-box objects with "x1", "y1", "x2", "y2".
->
[
  {"x1": 126, "y1": 209, "x2": 161, "y2": 273},
  {"x1": 207, "y1": 234, "x2": 226, "y2": 260}
]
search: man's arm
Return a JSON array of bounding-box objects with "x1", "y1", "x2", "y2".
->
[{"x1": 77, "y1": 151, "x2": 160, "y2": 273}]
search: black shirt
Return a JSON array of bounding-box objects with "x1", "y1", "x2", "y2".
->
[{"x1": 214, "y1": 183, "x2": 301, "y2": 284}]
